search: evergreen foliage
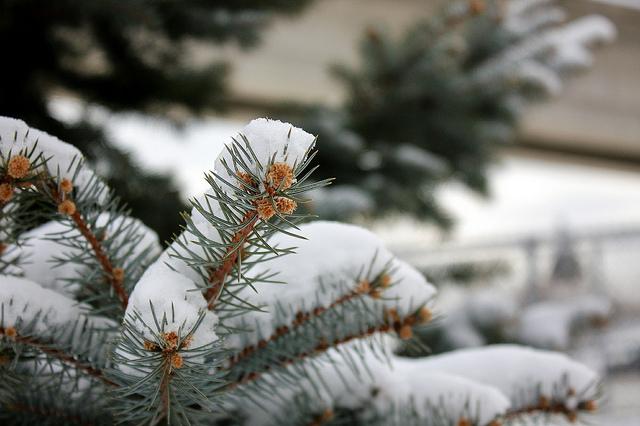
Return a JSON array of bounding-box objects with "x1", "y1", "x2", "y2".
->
[
  {"x1": 299, "y1": 0, "x2": 615, "y2": 226},
  {"x1": 1, "y1": 117, "x2": 601, "y2": 425},
  {"x1": 0, "y1": 0, "x2": 313, "y2": 242}
]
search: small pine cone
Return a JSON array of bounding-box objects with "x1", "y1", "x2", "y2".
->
[
  {"x1": 256, "y1": 198, "x2": 275, "y2": 220},
  {"x1": 181, "y1": 334, "x2": 193, "y2": 349},
  {"x1": 469, "y1": 0, "x2": 485, "y2": 15},
  {"x1": 144, "y1": 341, "x2": 158, "y2": 351},
  {"x1": 583, "y1": 400, "x2": 597, "y2": 412},
  {"x1": 237, "y1": 172, "x2": 256, "y2": 189},
  {"x1": 163, "y1": 331, "x2": 179, "y2": 350},
  {"x1": 399, "y1": 324, "x2": 413, "y2": 340},
  {"x1": 60, "y1": 178, "x2": 73, "y2": 194},
  {"x1": 7, "y1": 155, "x2": 30, "y2": 179},
  {"x1": 0, "y1": 183, "x2": 13, "y2": 202},
  {"x1": 379, "y1": 273, "x2": 392, "y2": 288},
  {"x1": 266, "y1": 162, "x2": 294, "y2": 191},
  {"x1": 418, "y1": 307, "x2": 432, "y2": 324},
  {"x1": 112, "y1": 267, "x2": 125, "y2": 282},
  {"x1": 58, "y1": 200, "x2": 77, "y2": 216},
  {"x1": 321, "y1": 408, "x2": 334, "y2": 422},
  {"x1": 355, "y1": 280, "x2": 370, "y2": 294},
  {"x1": 4, "y1": 326, "x2": 17, "y2": 339},
  {"x1": 171, "y1": 353, "x2": 184, "y2": 369},
  {"x1": 538, "y1": 395, "x2": 550, "y2": 409},
  {"x1": 275, "y1": 197, "x2": 297, "y2": 214}
]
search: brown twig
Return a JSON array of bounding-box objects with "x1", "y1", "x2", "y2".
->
[
  {"x1": 158, "y1": 359, "x2": 173, "y2": 422},
  {"x1": 49, "y1": 184, "x2": 128, "y2": 309},
  {"x1": 205, "y1": 211, "x2": 258, "y2": 309},
  {"x1": 227, "y1": 279, "x2": 380, "y2": 369},
  {"x1": 68, "y1": 207, "x2": 128, "y2": 308},
  {"x1": 228, "y1": 311, "x2": 425, "y2": 389},
  {"x1": 3, "y1": 330, "x2": 115, "y2": 387},
  {"x1": 498, "y1": 395, "x2": 593, "y2": 424}
]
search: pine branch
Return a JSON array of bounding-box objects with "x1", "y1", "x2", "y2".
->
[
  {"x1": 5, "y1": 402, "x2": 97, "y2": 426},
  {"x1": 229, "y1": 308, "x2": 430, "y2": 389},
  {"x1": 499, "y1": 395, "x2": 598, "y2": 425},
  {"x1": 226, "y1": 270, "x2": 397, "y2": 369},
  {"x1": 43, "y1": 182, "x2": 128, "y2": 309},
  {"x1": 1, "y1": 329, "x2": 115, "y2": 387},
  {"x1": 205, "y1": 210, "x2": 259, "y2": 309}
]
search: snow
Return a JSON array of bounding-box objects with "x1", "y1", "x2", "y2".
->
[
  {"x1": 157, "y1": 118, "x2": 317, "y2": 286},
  {"x1": 549, "y1": 16, "x2": 617, "y2": 71},
  {"x1": 159, "y1": 196, "x2": 225, "y2": 285},
  {"x1": 125, "y1": 261, "x2": 218, "y2": 350},
  {"x1": 0, "y1": 275, "x2": 96, "y2": 332},
  {"x1": 13, "y1": 215, "x2": 161, "y2": 297},
  {"x1": 591, "y1": 0, "x2": 640, "y2": 10},
  {"x1": 517, "y1": 295, "x2": 612, "y2": 349},
  {"x1": 421, "y1": 345, "x2": 600, "y2": 407},
  {"x1": 308, "y1": 185, "x2": 374, "y2": 219},
  {"x1": 241, "y1": 347, "x2": 510, "y2": 425},
  {"x1": 120, "y1": 118, "x2": 319, "y2": 355},
  {"x1": 506, "y1": 0, "x2": 566, "y2": 36},
  {"x1": 474, "y1": 11, "x2": 616, "y2": 89},
  {"x1": 225, "y1": 221, "x2": 437, "y2": 346},
  {"x1": 516, "y1": 60, "x2": 563, "y2": 95},
  {"x1": 213, "y1": 118, "x2": 316, "y2": 191},
  {"x1": 0, "y1": 117, "x2": 105, "y2": 197}
]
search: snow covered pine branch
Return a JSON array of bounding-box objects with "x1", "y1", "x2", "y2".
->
[{"x1": 1, "y1": 116, "x2": 599, "y2": 425}]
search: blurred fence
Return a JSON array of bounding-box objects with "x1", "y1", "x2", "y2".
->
[{"x1": 393, "y1": 224, "x2": 640, "y2": 311}]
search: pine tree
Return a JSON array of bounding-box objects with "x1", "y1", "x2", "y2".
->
[
  {"x1": 0, "y1": 0, "x2": 313, "y2": 242},
  {"x1": 300, "y1": 0, "x2": 615, "y2": 226},
  {"x1": 1, "y1": 117, "x2": 601, "y2": 425}
]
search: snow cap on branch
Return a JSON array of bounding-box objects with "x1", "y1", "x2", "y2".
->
[
  {"x1": 14, "y1": 215, "x2": 161, "y2": 297},
  {"x1": 214, "y1": 118, "x2": 316, "y2": 189},
  {"x1": 0, "y1": 275, "x2": 94, "y2": 332},
  {"x1": 421, "y1": 344, "x2": 599, "y2": 408},
  {"x1": 227, "y1": 221, "x2": 437, "y2": 345},
  {"x1": 125, "y1": 262, "x2": 218, "y2": 350},
  {"x1": 0, "y1": 117, "x2": 103, "y2": 193},
  {"x1": 243, "y1": 347, "x2": 510, "y2": 426}
]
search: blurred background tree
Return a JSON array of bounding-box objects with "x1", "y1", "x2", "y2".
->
[
  {"x1": 294, "y1": 0, "x2": 614, "y2": 227},
  {"x1": 0, "y1": 0, "x2": 312, "y2": 242}
]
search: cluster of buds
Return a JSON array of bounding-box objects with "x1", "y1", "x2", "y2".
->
[
  {"x1": 238, "y1": 163, "x2": 298, "y2": 220},
  {"x1": 355, "y1": 272, "x2": 392, "y2": 299},
  {"x1": 56, "y1": 178, "x2": 76, "y2": 216},
  {"x1": 1, "y1": 154, "x2": 32, "y2": 203},
  {"x1": 0, "y1": 325, "x2": 17, "y2": 339},
  {"x1": 143, "y1": 331, "x2": 193, "y2": 370},
  {"x1": 6, "y1": 155, "x2": 30, "y2": 180},
  {"x1": 505, "y1": 392, "x2": 597, "y2": 423},
  {"x1": 384, "y1": 306, "x2": 432, "y2": 340}
]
